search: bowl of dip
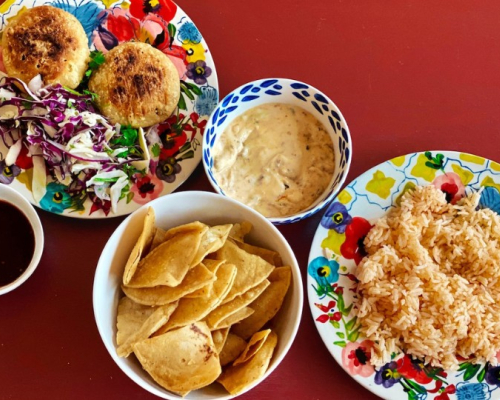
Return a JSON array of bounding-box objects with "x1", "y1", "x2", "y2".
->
[
  {"x1": 0, "y1": 183, "x2": 44, "y2": 295},
  {"x1": 202, "y1": 78, "x2": 352, "y2": 225}
]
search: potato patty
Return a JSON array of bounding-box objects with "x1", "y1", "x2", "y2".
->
[
  {"x1": 89, "y1": 42, "x2": 181, "y2": 128},
  {"x1": 1, "y1": 5, "x2": 89, "y2": 89}
]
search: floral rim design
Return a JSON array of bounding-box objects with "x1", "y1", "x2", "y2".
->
[
  {"x1": 308, "y1": 151, "x2": 500, "y2": 400},
  {"x1": 0, "y1": 0, "x2": 218, "y2": 218}
]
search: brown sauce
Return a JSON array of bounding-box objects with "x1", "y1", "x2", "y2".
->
[{"x1": 0, "y1": 200, "x2": 35, "y2": 286}]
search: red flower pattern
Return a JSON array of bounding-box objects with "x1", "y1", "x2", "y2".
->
[
  {"x1": 396, "y1": 355, "x2": 432, "y2": 384},
  {"x1": 340, "y1": 217, "x2": 372, "y2": 265},
  {"x1": 129, "y1": 0, "x2": 177, "y2": 21}
]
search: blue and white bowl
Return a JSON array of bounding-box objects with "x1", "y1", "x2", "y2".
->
[{"x1": 202, "y1": 78, "x2": 353, "y2": 225}]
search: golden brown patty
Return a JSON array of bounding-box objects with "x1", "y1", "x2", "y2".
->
[
  {"x1": 88, "y1": 42, "x2": 181, "y2": 128},
  {"x1": 1, "y1": 5, "x2": 89, "y2": 89}
]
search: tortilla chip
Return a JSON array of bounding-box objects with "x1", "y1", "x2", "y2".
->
[
  {"x1": 150, "y1": 227, "x2": 167, "y2": 252},
  {"x1": 154, "y1": 263, "x2": 237, "y2": 335},
  {"x1": 214, "y1": 306, "x2": 254, "y2": 330},
  {"x1": 164, "y1": 221, "x2": 208, "y2": 241},
  {"x1": 191, "y1": 224, "x2": 232, "y2": 267},
  {"x1": 228, "y1": 221, "x2": 252, "y2": 242},
  {"x1": 122, "y1": 263, "x2": 215, "y2": 306},
  {"x1": 126, "y1": 229, "x2": 205, "y2": 288},
  {"x1": 217, "y1": 331, "x2": 278, "y2": 395},
  {"x1": 133, "y1": 322, "x2": 221, "y2": 394},
  {"x1": 117, "y1": 301, "x2": 178, "y2": 358},
  {"x1": 214, "y1": 240, "x2": 274, "y2": 304},
  {"x1": 184, "y1": 259, "x2": 226, "y2": 299},
  {"x1": 233, "y1": 329, "x2": 271, "y2": 366},
  {"x1": 211, "y1": 327, "x2": 230, "y2": 354},
  {"x1": 233, "y1": 240, "x2": 283, "y2": 267},
  {"x1": 205, "y1": 280, "x2": 270, "y2": 330},
  {"x1": 220, "y1": 333, "x2": 247, "y2": 367},
  {"x1": 123, "y1": 207, "x2": 156, "y2": 285},
  {"x1": 231, "y1": 266, "x2": 291, "y2": 340},
  {"x1": 116, "y1": 297, "x2": 157, "y2": 347}
]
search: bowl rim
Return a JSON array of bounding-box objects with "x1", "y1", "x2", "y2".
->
[
  {"x1": 201, "y1": 77, "x2": 353, "y2": 224},
  {"x1": 92, "y1": 190, "x2": 304, "y2": 399},
  {"x1": 0, "y1": 183, "x2": 44, "y2": 295}
]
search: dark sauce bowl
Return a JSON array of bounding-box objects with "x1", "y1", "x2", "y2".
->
[{"x1": 0, "y1": 184, "x2": 44, "y2": 295}]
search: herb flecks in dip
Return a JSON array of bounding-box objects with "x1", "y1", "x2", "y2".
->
[{"x1": 212, "y1": 103, "x2": 335, "y2": 218}]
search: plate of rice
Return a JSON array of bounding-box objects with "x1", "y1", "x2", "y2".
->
[{"x1": 307, "y1": 150, "x2": 500, "y2": 400}]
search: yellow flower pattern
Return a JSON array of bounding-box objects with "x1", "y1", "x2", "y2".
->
[
  {"x1": 391, "y1": 156, "x2": 406, "y2": 167},
  {"x1": 451, "y1": 164, "x2": 474, "y2": 185},
  {"x1": 337, "y1": 189, "x2": 352, "y2": 205},
  {"x1": 366, "y1": 170, "x2": 395, "y2": 199},
  {"x1": 481, "y1": 176, "x2": 500, "y2": 192},
  {"x1": 459, "y1": 153, "x2": 485, "y2": 165},
  {"x1": 395, "y1": 181, "x2": 416, "y2": 205},
  {"x1": 410, "y1": 154, "x2": 438, "y2": 182},
  {"x1": 182, "y1": 42, "x2": 206, "y2": 63},
  {"x1": 321, "y1": 230, "x2": 345, "y2": 256}
]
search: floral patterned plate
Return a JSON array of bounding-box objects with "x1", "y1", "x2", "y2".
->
[
  {"x1": 307, "y1": 151, "x2": 500, "y2": 400},
  {"x1": 0, "y1": 0, "x2": 218, "y2": 217}
]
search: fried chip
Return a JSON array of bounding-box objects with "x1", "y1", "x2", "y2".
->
[
  {"x1": 117, "y1": 300, "x2": 178, "y2": 358},
  {"x1": 233, "y1": 329, "x2": 271, "y2": 366},
  {"x1": 220, "y1": 333, "x2": 247, "y2": 367},
  {"x1": 116, "y1": 297, "x2": 157, "y2": 347},
  {"x1": 228, "y1": 221, "x2": 252, "y2": 242},
  {"x1": 133, "y1": 322, "x2": 221, "y2": 395},
  {"x1": 233, "y1": 240, "x2": 283, "y2": 267},
  {"x1": 191, "y1": 224, "x2": 232, "y2": 267},
  {"x1": 217, "y1": 331, "x2": 278, "y2": 395},
  {"x1": 154, "y1": 263, "x2": 237, "y2": 335},
  {"x1": 184, "y1": 259, "x2": 226, "y2": 299},
  {"x1": 205, "y1": 280, "x2": 270, "y2": 330},
  {"x1": 121, "y1": 263, "x2": 215, "y2": 306},
  {"x1": 150, "y1": 227, "x2": 167, "y2": 252},
  {"x1": 164, "y1": 221, "x2": 208, "y2": 241},
  {"x1": 123, "y1": 207, "x2": 156, "y2": 285},
  {"x1": 211, "y1": 327, "x2": 230, "y2": 354},
  {"x1": 126, "y1": 228, "x2": 205, "y2": 288},
  {"x1": 214, "y1": 240, "x2": 274, "y2": 304},
  {"x1": 214, "y1": 306, "x2": 254, "y2": 330},
  {"x1": 231, "y1": 266, "x2": 292, "y2": 340}
]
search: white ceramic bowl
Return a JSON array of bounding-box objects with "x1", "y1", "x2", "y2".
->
[
  {"x1": 93, "y1": 191, "x2": 303, "y2": 399},
  {"x1": 0, "y1": 184, "x2": 44, "y2": 295},
  {"x1": 202, "y1": 78, "x2": 352, "y2": 225}
]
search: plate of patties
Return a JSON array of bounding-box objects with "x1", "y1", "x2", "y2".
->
[{"x1": 0, "y1": 0, "x2": 218, "y2": 218}]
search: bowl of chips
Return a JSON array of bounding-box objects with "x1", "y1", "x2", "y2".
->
[{"x1": 93, "y1": 191, "x2": 302, "y2": 399}]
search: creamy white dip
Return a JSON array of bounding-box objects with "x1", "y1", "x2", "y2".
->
[{"x1": 212, "y1": 103, "x2": 335, "y2": 218}]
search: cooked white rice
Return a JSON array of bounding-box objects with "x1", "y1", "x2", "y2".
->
[{"x1": 356, "y1": 185, "x2": 500, "y2": 370}]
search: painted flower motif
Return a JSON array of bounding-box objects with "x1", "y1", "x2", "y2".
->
[
  {"x1": 396, "y1": 355, "x2": 432, "y2": 384},
  {"x1": 195, "y1": 86, "x2": 219, "y2": 116},
  {"x1": 178, "y1": 21, "x2": 202, "y2": 44},
  {"x1": 411, "y1": 153, "x2": 439, "y2": 182},
  {"x1": 39, "y1": 182, "x2": 72, "y2": 214},
  {"x1": 365, "y1": 170, "x2": 396, "y2": 199},
  {"x1": 314, "y1": 300, "x2": 341, "y2": 323},
  {"x1": 156, "y1": 157, "x2": 181, "y2": 183},
  {"x1": 485, "y1": 365, "x2": 500, "y2": 386},
  {"x1": 435, "y1": 384, "x2": 456, "y2": 400},
  {"x1": 182, "y1": 41, "x2": 206, "y2": 63},
  {"x1": 129, "y1": 0, "x2": 178, "y2": 22},
  {"x1": 158, "y1": 118, "x2": 188, "y2": 158},
  {"x1": 130, "y1": 173, "x2": 164, "y2": 204},
  {"x1": 89, "y1": 194, "x2": 111, "y2": 216},
  {"x1": 340, "y1": 217, "x2": 372, "y2": 265},
  {"x1": 455, "y1": 382, "x2": 485, "y2": 400},
  {"x1": 186, "y1": 60, "x2": 212, "y2": 85},
  {"x1": 321, "y1": 229, "x2": 345, "y2": 256},
  {"x1": 0, "y1": 160, "x2": 21, "y2": 184},
  {"x1": 375, "y1": 361, "x2": 401, "y2": 388},
  {"x1": 341, "y1": 340, "x2": 375, "y2": 378},
  {"x1": 320, "y1": 202, "x2": 352, "y2": 233},
  {"x1": 432, "y1": 172, "x2": 465, "y2": 204},
  {"x1": 308, "y1": 256, "x2": 340, "y2": 286}
]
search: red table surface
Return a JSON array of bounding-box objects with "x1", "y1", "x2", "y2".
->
[{"x1": 2, "y1": 1, "x2": 500, "y2": 399}]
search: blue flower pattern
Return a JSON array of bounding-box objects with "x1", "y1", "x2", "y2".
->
[
  {"x1": 308, "y1": 256, "x2": 340, "y2": 286},
  {"x1": 321, "y1": 202, "x2": 352, "y2": 233}
]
